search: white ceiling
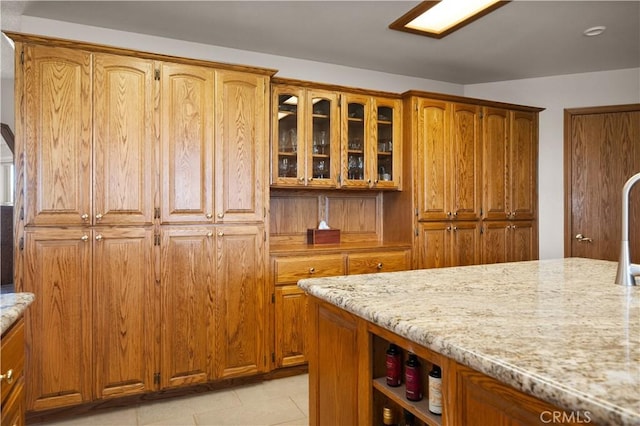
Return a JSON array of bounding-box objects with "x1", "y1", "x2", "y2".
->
[{"x1": 1, "y1": 1, "x2": 640, "y2": 84}]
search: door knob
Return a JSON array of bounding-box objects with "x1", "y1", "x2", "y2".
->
[{"x1": 575, "y1": 233, "x2": 593, "y2": 243}]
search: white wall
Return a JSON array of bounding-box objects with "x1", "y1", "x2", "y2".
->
[{"x1": 465, "y1": 68, "x2": 640, "y2": 259}]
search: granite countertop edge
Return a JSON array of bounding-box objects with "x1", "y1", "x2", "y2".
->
[
  {"x1": 1, "y1": 292, "x2": 35, "y2": 334},
  {"x1": 298, "y1": 258, "x2": 640, "y2": 426}
]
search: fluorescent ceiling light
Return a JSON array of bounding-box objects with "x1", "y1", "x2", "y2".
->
[{"x1": 390, "y1": 0, "x2": 508, "y2": 39}]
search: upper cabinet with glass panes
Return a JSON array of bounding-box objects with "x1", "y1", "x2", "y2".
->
[
  {"x1": 271, "y1": 81, "x2": 401, "y2": 190},
  {"x1": 272, "y1": 85, "x2": 339, "y2": 188}
]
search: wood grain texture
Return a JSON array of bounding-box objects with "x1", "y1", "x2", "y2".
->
[
  {"x1": 24, "y1": 45, "x2": 92, "y2": 226},
  {"x1": 418, "y1": 221, "x2": 480, "y2": 268},
  {"x1": 566, "y1": 107, "x2": 640, "y2": 262},
  {"x1": 306, "y1": 89, "x2": 341, "y2": 188},
  {"x1": 482, "y1": 107, "x2": 509, "y2": 220},
  {"x1": 215, "y1": 71, "x2": 268, "y2": 223},
  {"x1": 274, "y1": 285, "x2": 307, "y2": 367},
  {"x1": 451, "y1": 103, "x2": 481, "y2": 220},
  {"x1": 347, "y1": 249, "x2": 411, "y2": 274},
  {"x1": 12, "y1": 42, "x2": 25, "y2": 294},
  {"x1": 23, "y1": 228, "x2": 92, "y2": 410},
  {"x1": 326, "y1": 193, "x2": 379, "y2": 236},
  {"x1": 509, "y1": 111, "x2": 537, "y2": 219},
  {"x1": 271, "y1": 85, "x2": 306, "y2": 187},
  {"x1": 341, "y1": 93, "x2": 373, "y2": 189},
  {"x1": 93, "y1": 227, "x2": 155, "y2": 399},
  {"x1": 94, "y1": 53, "x2": 155, "y2": 225},
  {"x1": 161, "y1": 227, "x2": 215, "y2": 388},
  {"x1": 215, "y1": 225, "x2": 266, "y2": 379},
  {"x1": 1, "y1": 319, "x2": 25, "y2": 405},
  {"x1": 269, "y1": 193, "x2": 319, "y2": 236},
  {"x1": 161, "y1": 62, "x2": 215, "y2": 224},
  {"x1": 274, "y1": 254, "x2": 345, "y2": 283}
]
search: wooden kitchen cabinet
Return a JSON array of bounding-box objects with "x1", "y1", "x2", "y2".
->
[
  {"x1": 415, "y1": 98, "x2": 482, "y2": 221},
  {"x1": 483, "y1": 108, "x2": 537, "y2": 221},
  {"x1": 23, "y1": 46, "x2": 156, "y2": 227},
  {"x1": 215, "y1": 225, "x2": 268, "y2": 379},
  {"x1": 93, "y1": 227, "x2": 156, "y2": 399},
  {"x1": 481, "y1": 221, "x2": 537, "y2": 264},
  {"x1": 347, "y1": 249, "x2": 411, "y2": 275},
  {"x1": 160, "y1": 227, "x2": 215, "y2": 388},
  {"x1": 417, "y1": 221, "x2": 480, "y2": 269},
  {"x1": 272, "y1": 85, "x2": 340, "y2": 188},
  {"x1": 1, "y1": 320, "x2": 26, "y2": 426},
  {"x1": 23, "y1": 228, "x2": 92, "y2": 410},
  {"x1": 342, "y1": 94, "x2": 402, "y2": 190},
  {"x1": 161, "y1": 63, "x2": 215, "y2": 224},
  {"x1": 274, "y1": 285, "x2": 307, "y2": 368}
]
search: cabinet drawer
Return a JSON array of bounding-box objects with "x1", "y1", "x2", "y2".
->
[
  {"x1": 1, "y1": 320, "x2": 25, "y2": 404},
  {"x1": 347, "y1": 250, "x2": 410, "y2": 275},
  {"x1": 274, "y1": 255, "x2": 345, "y2": 284}
]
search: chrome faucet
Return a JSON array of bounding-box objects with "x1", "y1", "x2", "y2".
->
[{"x1": 615, "y1": 172, "x2": 640, "y2": 286}]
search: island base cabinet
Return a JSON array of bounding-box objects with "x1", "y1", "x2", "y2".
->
[{"x1": 308, "y1": 295, "x2": 585, "y2": 426}]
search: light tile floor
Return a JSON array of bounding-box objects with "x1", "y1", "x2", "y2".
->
[{"x1": 32, "y1": 374, "x2": 309, "y2": 426}]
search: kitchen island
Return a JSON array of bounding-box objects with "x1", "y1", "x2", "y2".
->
[{"x1": 298, "y1": 258, "x2": 639, "y2": 426}]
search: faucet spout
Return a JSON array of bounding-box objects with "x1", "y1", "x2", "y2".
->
[{"x1": 615, "y1": 172, "x2": 640, "y2": 286}]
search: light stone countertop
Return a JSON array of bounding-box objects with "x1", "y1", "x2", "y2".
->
[
  {"x1": 1, "y1": 292, "x2": 35, "y2": 334},
  {"x1": 298, "y1": 258, "x2": 640, "y2": 426}
]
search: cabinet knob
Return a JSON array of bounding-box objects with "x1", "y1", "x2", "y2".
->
[
  {"x1": 308, "y1": 177, "x2": 314, "y2": 182},
  {"x1": 207, "y1": 232, "x2": 213, "y2": 237},
  {"x1": 446, "y1": 226, "x2": 452, "y2": 231},
  {"x1": 447, "y1": 211, "x2": 452, "y2": 217},
  {"x1": 376, "y1": 262, "x2": 383, "y2": 270},
  {"x1": 95, "y1": 213, "x2": 103, "y2": 221},
  {"x1": 453, "y1": 226, "x2": 458, "y2": 231},
  {"x1": 453, "y1": 211, "x2": 458, "y2": 217},
  {"x1": 0, "y1": 369, "x2": 14, "y2": 384},
  {"x1": 81, "y1": 213, "x2": 89, "y2": 221},
  {"x1": 206, "y1": 213, "x2": 213, "y2": 219},
  {"x1": 218, "y1": 231, "x2": 224, "y2": 237},
  {"x1": 217, "y1": 213, "x2": 224, "y2": 219},
  {"x1": 95, "y1": 234, "x2": 103, "y2": 241},
  {"x1": 309, "y1": 267, "x2": 316, "y2": 274},
  {"x1": 299, "y1": 177, "x2": 305, "y2": 183},
  {"x1": 81, "y1": 235, "x2": 89, "y2": 242}
]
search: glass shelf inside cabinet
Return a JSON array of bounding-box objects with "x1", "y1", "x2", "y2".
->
[
  {"x1": 277, "y1": 94, "x2": 299, "y2": 178},
  {"x1": 311, "y1": 98, "x2": 332, "y2": 177}
]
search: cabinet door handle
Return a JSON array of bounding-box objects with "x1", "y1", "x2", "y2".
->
[
  {"x1": 95, "y1": 213, "x2": 103, "y2": 221},
  {"x1": 81, "y1": 235, "x2": 89, "y2": 242},
  {"x1": 453, "y1": 226, "x2": 458, "y2": 231},
  {"x1": 447, "y1": 211, "x2": 452, "y2": 217},
  {"x1": 81, "y1": 213, "x2": 89, "y2": 221},
  {"x1": 308, "y1": 177, "x2": 314, "y2": 182},
  {"x1": 206, "y1": 213, "x2": 213, "y2": 219},
  {"x1": 217, "y1": 213, "x2": 224, "y2": 219},
  {"x1": 309, "y1": 267, "x2": 316, "y2": 274},
  {"x1": 446, "y1": 226, "x2": 452, "y2": 231},
  {"x1": 298, "y1": 177, "x2": 305, "y2": 183},
  {"x1": 207, "y1": 232, "x2": 213, "y2": 237},
  {"x1": 376, "y1": 262, "x2": 383, "y2": 270},
  {"x1": 218, "y1": 231, "x2": 224, "y2": 237},
  {"x1": 95, "y1": 234, "x2": 103, "y2": 241},
  {"x1": 0, "y1": 369, "x2": 14, "y2": 384}
]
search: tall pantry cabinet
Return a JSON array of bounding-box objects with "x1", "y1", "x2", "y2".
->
[{"x1": 12, "y1": 34, "x2": 274, "y2": 412}]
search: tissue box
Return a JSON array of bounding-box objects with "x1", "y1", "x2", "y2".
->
[{"x1": 307, "y1": 229, "x2": 340, "y2": 244}]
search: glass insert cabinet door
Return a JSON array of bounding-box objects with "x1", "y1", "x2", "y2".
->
[
  {"x1": 344, "y1": 95, "x2": 370, "y2": 188},
  {"x1": 272, "y1": 85, "x2": 339, "y2": 187},
  {"x1": 375, "y1": 102, "x2": 399, "y2": 188}
]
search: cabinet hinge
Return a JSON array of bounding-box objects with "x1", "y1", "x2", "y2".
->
[
  {"x1": 271, "y1": 293, "x2": 275, "y2": 303},
  {"x1": 480, "y1": 226, "x2": 484, "y2": 235},
  {"x1": 264, "y1": 231, "x2": 267, "y2": 242},
  {"x1": 20, "y1": 50, "x2": 24, "y2": 65},
  {"x1": 263, "y1": 207, "x2": 266, "y2": 218},
  {"x1": 19, "y1": 207, "x2": 24, "y2": 221},
  {"x1": 154, "y1": 69, "x2": 160, "y2": 81},
  {"x1": 480, "y1": 207, "x2": 483, "y2": 216},
  {"x1": 154, "y1": 372, "x2": 160, "y2": 385},
  {"x1": 414, "y1": 228, "x2": 419, "y2": 237},
  {"x1": 272, "y1": 352, "x2": 275, "y2": 363},
  {"x1": 18, "y1": 237, "x2": 24, "y2": 251},
  {"x1": 154, "y1": 207, "x2": 160, "y2": 219},
  {"x1": 415, "y1": 102, "x2": 418, "y2": 112},
  {"x1": 479, "y1": 111, "x2": 484, "y2": 119},
  {"x1": 415, "y1": 208, "x2": 418, "y2": 217},
  {"x1": 154, "y1": 234, "x2": 160, "y2": 246}
]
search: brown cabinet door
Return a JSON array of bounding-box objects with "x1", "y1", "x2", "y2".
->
[
  {"x1": 306, "y1": 89, "x2": 340, "y2": 188},
  {"x1": 509, "y1": 111, "x2": 537, "y2": 220},
  {"x1": 372, "y1": 97, "x2": 402, "y2": 190},
  {"x1": 24, "y1": 228, "x2": 92, "y2": 410},
  {"x1": 509, "y1": 221, "x2": 536, "y2": 262},
  {"x1": 342, "y1": 94, "x2": 373, "y2": 189},
  {"x1": 450, "y1": 221, "x2": 480, "y2": 267},
  {"x1": 93, "y1": 227, "x2": 155, "y2": 399},
  {"x1": 272, "y1": 85, "x2": 306, "y2": 187},
  {"x1": 274, "y1": 285, "x2": 307, "y2": 368},
  {"x1": 451, "y1": 103, "x2": 482, "y2": 220},
  {"x1": 481, "y1": 222, "x2": 509, "y2": 264},
  {"x1": 23, "y1": 45, "x2": 92, "y2": 226},
  {"x1": 417, "y1": 222, "x2": 450, "y2": 269},
  {"x1": 482, "y1": 107, "x2": 509, "y2": 220},
  {"x1": 161, "y1": 63, "x2": 215, "y2": 224},
  {"x1": 160, "y1": 227, "x2": 215, "y2": 388},
  {"x1": 94, "y1": 54, "x2": 155, "y2": 226},
  {"x1": 416, "y1": 99, "x2": 451, "y2": 220},
  {"x1": 215, "y1": 225, "x2": 266, "y2": 379},
  {"x1": 214, "y1": 71, "x2": 268, "y2": 223}
]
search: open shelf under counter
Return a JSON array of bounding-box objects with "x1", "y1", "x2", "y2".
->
[{"x1": 373, "y1": 378, "x2": 442, "y2": 426}]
